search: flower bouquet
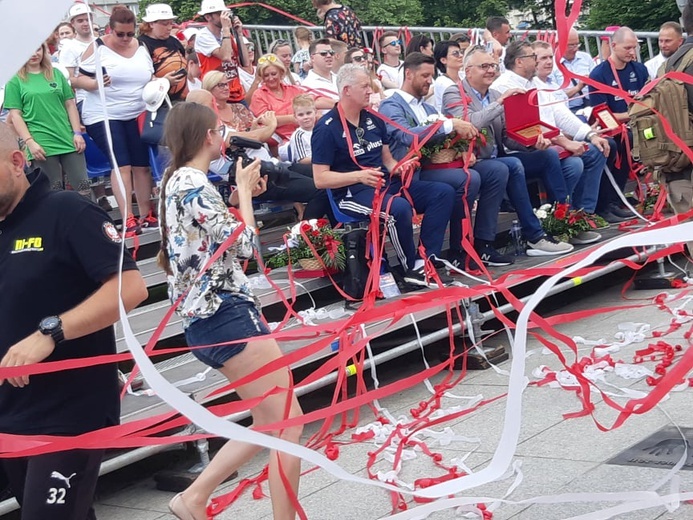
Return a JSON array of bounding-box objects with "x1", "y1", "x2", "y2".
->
[
  {"x1": 265, "y1": 218, "x2": 346, "y2": 272},
  {"x1": 534, "y1": 202, "x2": 606, "y2": 242},
  {"x1": 419, "y1": 114, "x2": 468, "y2": 164}
]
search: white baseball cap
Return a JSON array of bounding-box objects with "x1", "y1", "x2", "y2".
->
[
  {"x1": 142, "y1": 3, "x2": 177, "y2": 23},
  {"x1": 182, "y1": 27, "x2": 199, "y2": 41},
  {"x1": 68, "y1": 3, "x2": 92, "y2": 20},
  {"x1": 142, "y1": 78, "x2": 171, "y2": 112},
  {"x1": 198, "y1": 0, "x2": 230, "y2": 16}
]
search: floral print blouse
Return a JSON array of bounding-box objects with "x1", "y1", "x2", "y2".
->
[
  {"x1": 162, "y1": 167, "x2": 258, "y2": 327},
  {"x1": 323, "y1": 5, "x2": 364, "y2": 48}
]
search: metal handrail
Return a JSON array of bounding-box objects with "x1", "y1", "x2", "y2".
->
[{"x1": 243, "y1": 25, "x2": 663, "y2": 62}]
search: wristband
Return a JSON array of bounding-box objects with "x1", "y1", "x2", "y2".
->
[
  {"x1": 73, "y1": 131, "x2": 82, "y2": 136},
  {"x1": 25, "y1": 137, "x2": 35, "y2": 143}
]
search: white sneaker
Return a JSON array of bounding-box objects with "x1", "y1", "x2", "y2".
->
[
  {"x1": 526, "y1": 235, "x2": 574, "y2": 256},
  {"x1": 569, "y1": 230, "x2": 601, "y2": 245}
]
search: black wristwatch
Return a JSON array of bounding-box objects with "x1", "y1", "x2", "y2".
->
[{"x1": 38, "y1": 316, "x2": 65, "y2": 345}]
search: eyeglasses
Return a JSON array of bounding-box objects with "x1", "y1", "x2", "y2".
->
[
  {"x1": 518, "y1": 54, "x2": 537, "y2": 61},
  {"x1": 211, "y1": 124, "x2": 225, "y2": 135},
  {"x1": 448, "y1": 50, "x2": 462, "y2": 58},
  {"x1": 114, "y1": 31, "x2": 135, "y2": 38},
  {"x1": 312, "y1": 50, "x2": 335, "y2": 57},
  {"x1": 258, "y1": 54, "x2": 280, "y2": 65},
  {"x1": 385, "y1": 39, "x2": 402, "y2": 47},
  {"x1": 351, "y1": 55, "x2": 365, "y2": 62},
  {"x1": 214, "y1": 81, "x2": 230, "y2": 89},
  {"x1": 470, "y1": 63, "x2": 499, "y2": 71}
]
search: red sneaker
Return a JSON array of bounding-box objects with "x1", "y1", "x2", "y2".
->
[
  {"x1": 140, "y1": 210, "x2": 159, "y2": 230},
  {"x1": 124, "y1": 215, "x2": 142, "y2": 238}
]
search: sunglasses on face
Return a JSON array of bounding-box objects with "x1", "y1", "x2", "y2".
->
[
  {"x1": 247, "y1": 44, "x2": 255, "y2": 52},
  {"x1": 313, "y1": 50, "x2": 335, "y2": 57},
  {"x1": 351, "y1": 55, "x2": 365, "y2": 62},
  {"x1": 115, "y1": 31, "x2": 135, "y2": 38},
  {"x1": 385, "y1": 39, "x2": 402, "y2": 47}
]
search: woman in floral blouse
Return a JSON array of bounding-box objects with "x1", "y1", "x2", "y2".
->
[
  {"x1": 312, "y1": 0, "x2": 364, "y2": 47},
  {"x1": 158, "y1": 102, "x2": 303, "y2": 520}
]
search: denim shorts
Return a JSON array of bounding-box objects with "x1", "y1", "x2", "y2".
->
[{"x1": 184, "y1": 294, "x2": 270, "y2": 369}]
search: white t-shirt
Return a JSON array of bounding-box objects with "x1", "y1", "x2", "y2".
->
[
  {"x1": 289, "y1": 127, "x2": 312, "y2": 162},
  {"x1": 432, "y1": 75, "x2": 455, "y2": 112},
  {"x1": 80, "y1": 43, "x2": 154, "y2": 125},
  {"x1": 238, "y1": 66, "x2": 256, "y2": 92},
  {"x1": 377, "y1": 62, "x2": 403, "y2": 88},
  {"x1": 59, "y1": 37, "x2": 92, "y2": 104},
  {"x1": 187, "y1": 77, "x2": 202, "y2": 91},
  {"x1": 301, "y1": 70, "x2": 338, "y2": 99}
]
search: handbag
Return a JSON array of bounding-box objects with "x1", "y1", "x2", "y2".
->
[{"x1": 139, "y1": 100, "x2": 171, "y2": 146}]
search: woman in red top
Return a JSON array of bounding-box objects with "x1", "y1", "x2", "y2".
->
[{"x1": 249, "y1": 54, "x2": 333, "y2": 143}]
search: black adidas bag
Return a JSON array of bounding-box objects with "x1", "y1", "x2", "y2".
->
[{"x1": 341, "y1": 228, "x2": 370, "y2": 299}]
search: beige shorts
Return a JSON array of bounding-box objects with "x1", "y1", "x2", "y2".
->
[{"x1": 666, "y1": 179, "x2": 693, "y2": 256}]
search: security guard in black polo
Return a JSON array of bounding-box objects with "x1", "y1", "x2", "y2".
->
[{"x1": 0, "y1": 123, "x2": 148, "y2": 520}]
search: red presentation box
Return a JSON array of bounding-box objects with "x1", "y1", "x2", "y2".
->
[
  {"x1": 588, "y1": 103, "x2": 621, "y2": 137},
  {"x1": 504, "y1": 89, "x2": 560, "y2": 146}
]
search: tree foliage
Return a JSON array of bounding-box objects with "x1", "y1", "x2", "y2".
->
[{"x1": 586, "y1": 0, "x2": 681, "y2": 31}]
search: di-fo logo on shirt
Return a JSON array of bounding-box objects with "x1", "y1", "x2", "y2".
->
[
  {"x1": 102, "y1": 222, "x2": 122, "y2": 244},
  {"x1": 11, "y1": 236, "x2": 43, "y2": 254}
]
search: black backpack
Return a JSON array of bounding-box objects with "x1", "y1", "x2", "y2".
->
[{"x1": 341, "y1": 228, "x2": 370, "y2": 300}]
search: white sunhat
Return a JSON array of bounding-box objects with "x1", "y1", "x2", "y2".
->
[
  {"x1": 142, "y1": 78, "x2": 171, "y2": 113},
  {"x1": 198, "y1": 0, "x2": 230, "y2": 16},
  {"x1": 68, "y1": 2, "x2": 92, "y2": 20},
  {"x1": 142, "y1": 3, "x2": 177, "y2": 23}
]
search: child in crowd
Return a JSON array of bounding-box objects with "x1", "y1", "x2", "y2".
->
[
  {"x1": 186, "y1": 50, "x2": 201, "y2": 91},
  {"x1": 292, "y1": 26, "x2": 313, "y2": 79},
  {"x1": 288, "y1": 94, "x2": 316, "y2": 164}
]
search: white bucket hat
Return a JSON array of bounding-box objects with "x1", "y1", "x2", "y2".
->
[
  {"x1": 142, "y1": 3, "x2": 177, "y2": 23},
  {"x1": 142, "y1": 78, "x2": 172, "y2": 113},
  {"x1": 68, "y1": 3, "x2": 92, "y2": 21},
  {"x1": 198, "y1": 0, "x2": 230, "y2": 16}
]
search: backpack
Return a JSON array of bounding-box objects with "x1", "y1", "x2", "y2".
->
[
  {"x1": 341, "y1": 228, "x2": 370, "y2": 300},
  {"x1": 628, "y1": 46, "x2": 693, "y2": 173}
]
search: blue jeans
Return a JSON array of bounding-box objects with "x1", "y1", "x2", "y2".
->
[
  {"x1": 478, "y1": 157, "x2": 545, "y2": 242},
  {"x1": 184, "y1": 294, "x2": 270, "y2": 369},
  {"x1": 560, "y1": 156, "x2": 584, "y2": 201},
  {"x1": 572, "y1": 143, "x2": 608, "y2": 213},
  {"x1": 338, "y1": 178, "x2": 455, "y2": 269},
  {"x1": 507, "y1": 149, "x2": 570, "y2": 203}
]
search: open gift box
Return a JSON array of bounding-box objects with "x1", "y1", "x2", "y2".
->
[
  {"x1": 587, "y1": 103, "x2": 622, "y2": 137},
  {"x1": 504, "y1": 89, "x2": 560, "y2": 146}
]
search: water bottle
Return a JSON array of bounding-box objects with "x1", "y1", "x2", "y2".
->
[{"x1": 510, "y1": 220, "x2": 524, "y2": 256}]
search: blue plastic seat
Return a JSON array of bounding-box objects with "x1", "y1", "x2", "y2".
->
[
  {"x1": 326, "y1": 189, "x2": 366, "y2": 225},
  {"x1": 82, "y1": 132, "x2": 111, "y2": 179},
  {"x1": 148, "y1": 145, "x2": 171, "y2": 183}
]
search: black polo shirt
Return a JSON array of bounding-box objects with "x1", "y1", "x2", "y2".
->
[{"x1": 0, "y1": 170, "x2": 137, "y2": 435}]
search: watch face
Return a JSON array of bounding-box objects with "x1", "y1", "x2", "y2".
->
[{"x1": 41, "y1": 316, "x2": 61, "y2": 330}]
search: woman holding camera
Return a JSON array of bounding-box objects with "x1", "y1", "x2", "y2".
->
[
  {"x1": 160, "y1": 102, "x2": 303, "y2": 520},
  {"x1": 138, "y1": 3, "x2": 189, "y2": 101}
]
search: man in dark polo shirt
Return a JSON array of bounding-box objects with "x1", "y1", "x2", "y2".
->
[
  {"x1": 0, "y1": 122, "x2": 147, "y2": 520},
  {"x1": 312, "y1": 64, "x2": 456, "y2": 287}
]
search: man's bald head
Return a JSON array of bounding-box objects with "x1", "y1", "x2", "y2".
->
[
  {"x1": 186, "y1": 89, "x2": 215, "y2": 111},
  {"x1": 0, "y1": 123, "x2": 21, "y2": 155},
  {"x1": 612, "y1": 27, "x2": 636, "y2": 44},
  {"x1": 0, "y1": 122, "x2": 29, "y2": 220}
]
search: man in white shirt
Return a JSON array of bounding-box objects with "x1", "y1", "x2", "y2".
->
[
  {"x1": 301, "y1": 38, "x2": 338, "y2": 99},
  {"x1": 549, "y1": 28, "x2": 595, "y2": 113},
  {"x1": 377, "y1": 31, "x2": 404, "y2": 89},
  {"x1": 532, "y1": 41, "x2": 612, "y2": 226},
  {"x1": 59, "y1": 3, "x2": 96, "y2": 114},
  {"x1": 644, "y1": 22, "x2": 684, "y2": 79}
]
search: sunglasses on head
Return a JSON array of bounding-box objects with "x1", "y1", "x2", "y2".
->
[
  {"x1": 115, "y1": 31, "x2": 135, "y2": 38},
  {"x1": 385, "y1": 39, "x2": 402, "y2": 47},
  {"x1": 258, "y1": 54, "x2": 280, "y2": 65},
  {"x1": 313, "y1": 50, "x2": 335, "y2": 57}
]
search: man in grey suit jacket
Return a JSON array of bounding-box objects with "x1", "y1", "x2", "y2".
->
[
  {"x1": 380, "y1": 52, "x2": 514, "y2": 268},
  {"x1": 442, "y1": 46, "x2": 573, "y2": 256}
]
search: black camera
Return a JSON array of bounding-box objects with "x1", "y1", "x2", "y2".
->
[{"x1": 225, "y1": 136, "x2": 292, "y2": 188}]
